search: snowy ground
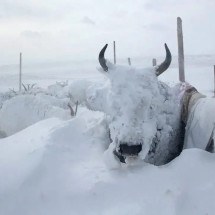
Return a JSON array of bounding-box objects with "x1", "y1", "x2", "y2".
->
[{"x1": 0, "y1": 55, "x2": 215, "y2": 215}]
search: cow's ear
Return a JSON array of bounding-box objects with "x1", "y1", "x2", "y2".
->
[
  {"x1": 99, "y1": 44, "x2": 109, "y2": 72},
  {"x1": 156, "y1": 43, "x2": 172, "y2": 76}
]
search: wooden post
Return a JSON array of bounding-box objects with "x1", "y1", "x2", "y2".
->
[
  {"x1": 19, "y1": 52, "x2": 22, "y2": 91},
  {"x1": 214, "y1": 65, "x2": 215, "y2": 97},
  {"x1": 177, "y1": 17, "x2": 185, "y2": 82},
  {"x1": 128, "y1": 57, "x2": 131, "y2": 66},
  {"x1": 152, "y1": 58, "x2": 157, "y2": 66},
  {"x1": 75, "y1": 101, "x2": 79, "y2": 116},
  {"x1": 113, "y1": 41, "x2": 116, "y2": 64}
]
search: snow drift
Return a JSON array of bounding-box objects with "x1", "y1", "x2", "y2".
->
[
  {"x1": 0, "y1": 80, "x2": 93, "y2": 136},
  {"x1": 0, "y1": 52, "x2": 215, "y2": 215},
  {"x1": 0, "y1": 108, "x2": 215, "y2": 215}
]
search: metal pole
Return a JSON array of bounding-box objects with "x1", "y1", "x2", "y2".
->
[
  {"x1": 177, "y1": 17, "x2": 185, "y2": 82},
  {"x1": 152, "y1": 58, "x2": 157, "y2": 66},
  {"x1": 19, "y1": 52, "x2": 22, "y2": 91},
  {"x1": 128, "y1": 57, "x2": 131, "y2": 66},
  {"x1": 113, "y1": 41, "x2": 116, "y2": 64}
]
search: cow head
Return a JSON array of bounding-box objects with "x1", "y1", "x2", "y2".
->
[{"x1": 97, "y1": 44, "x2": 180, "y2": 164}]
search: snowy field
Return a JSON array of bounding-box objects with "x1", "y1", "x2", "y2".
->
[
  {"x1": 0, "y1": 55, "x2": 214, "y2": 96},
  {"x1": 0, "y1": 55, "x2": 215, "y2": 215}
]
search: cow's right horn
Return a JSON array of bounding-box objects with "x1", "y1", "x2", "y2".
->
[{"x1": 156, "y1": 43, "x2": 172, "y2": 76}]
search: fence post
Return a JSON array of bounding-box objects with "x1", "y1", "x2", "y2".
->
[
  {"x1": 152, "y1": 58, "x2": 157, "y2": 66},
  {"x1": 128, "y1": 57, "x2": 131, "y2": 66},
  {"x1": 19, "y1": 52, "x2": 22, "y2": 91},
  {"x1": 177, "y1": 17, "x2": 185, "y2": 82},
  {"x1": 75, "y1": 101, "x2": 79, "y2": 116},
  {"x1": 113, "y1": 41, "x2": 116, "y2": 64},
  {"x1": 214, "y1": 65, "x2": 215, "y2": 97}
]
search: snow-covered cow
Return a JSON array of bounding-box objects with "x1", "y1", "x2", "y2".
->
[
  {"x1": 87, "y1": 44, "x2": 215, "y2": 165},
  {"x1": 87, "y1": 44, "x2": 184, "y2": 165}
]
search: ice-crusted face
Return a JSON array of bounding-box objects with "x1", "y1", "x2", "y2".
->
[
  {"x1": 93, "y1": 43, "x2": 182, "y2": 164},
  {"x1": 106, "y1": 64, "x2": 161, "y2": 157}
]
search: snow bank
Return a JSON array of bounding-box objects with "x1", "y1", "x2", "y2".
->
[
  {"x1": 67, "y1": 79, "x2": 93, "y2": 104},
  {"x1": 0, "y1": 108, "x2": 215, "y2": 215},
  {"x1": 0, "y1": 118, "x2": 63, "y2": 192},
  {"x1": 0, "y1": 80, "x2": 93, "y2": 136},
  {"x1": 0, "y1": 60, "x2": 215, "y2": 214},
  {"x1": 0, "y1": 94, "x2": 70, "y2": 136}
]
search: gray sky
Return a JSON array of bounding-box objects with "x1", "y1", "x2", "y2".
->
[{"x1": 0, "y1": 0, "x2": 215, "y2": 65}]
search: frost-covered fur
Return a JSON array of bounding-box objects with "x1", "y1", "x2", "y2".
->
[{"x1": 87, "y1": 64, "x2": 183, "y2": 165}]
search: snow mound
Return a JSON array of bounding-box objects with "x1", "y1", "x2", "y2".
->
[
  {"x1": 0, "y1": 80, "x2": 94, "y2": 137},
  {"x1": 0, "y1": 118, "x2": 63, "y2": 192},
  {"x1": 0, "y1": 94, "x2": 71, "y2": 136},
  {"x1": 0, "y1": 109, "x2": 215, "y2": 215}
]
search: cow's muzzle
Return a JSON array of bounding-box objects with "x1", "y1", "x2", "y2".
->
[
  {"x1": 119, "y1": 144, "x2": 142, "y2": 156},
  {"x1": 113, "y1": 143, "x2": 142, "y2": 163}
]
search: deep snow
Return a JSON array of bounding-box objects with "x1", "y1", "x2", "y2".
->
[
  {"x1": 1, "y1": 111, "x2": 215, "y2": 215},
  {"x1": 0, "y1": 56, "x2": 215, "y2": 215}
]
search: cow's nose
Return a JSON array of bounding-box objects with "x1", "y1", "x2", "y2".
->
[{"x1": 119, "y1": 143, "x2": 142, "y2": 156}]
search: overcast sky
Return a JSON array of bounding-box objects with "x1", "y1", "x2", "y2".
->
[{"x1": 0, "y1": 0, "x2": 215, "y2": 64}]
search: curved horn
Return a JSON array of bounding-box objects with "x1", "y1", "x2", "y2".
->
[
  {"x1": 156, "y1": 43, "x2": 172, "y2": 76},
  {"x1": 99, "y1": 44, "x2": 108, "y2": 72}
]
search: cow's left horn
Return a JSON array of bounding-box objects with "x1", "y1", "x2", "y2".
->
[
  {"x1": 156, "y1": 43, "x2": 172, "y2": 76},
  {"x1": 99, "y1": 44, "x2": 108, "y2": 72}
]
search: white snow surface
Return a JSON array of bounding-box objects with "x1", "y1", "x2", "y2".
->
[
  {"x1": 0, "y1": 94, "x2": 70, "y2": 136},
  {"x1": 0, "y1": 57, "x2": 215, "y2": 214},
  {"x1": 0, "y1": 110, "x2": 215, "y2": 215},
  {"x1": 0, "y1": 80, "x2": 93, "y2": 136}
]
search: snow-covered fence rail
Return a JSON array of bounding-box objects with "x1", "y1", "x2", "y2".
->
[{"x1": 177, "y1": 17, "x2": 185, "y2": 82}]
